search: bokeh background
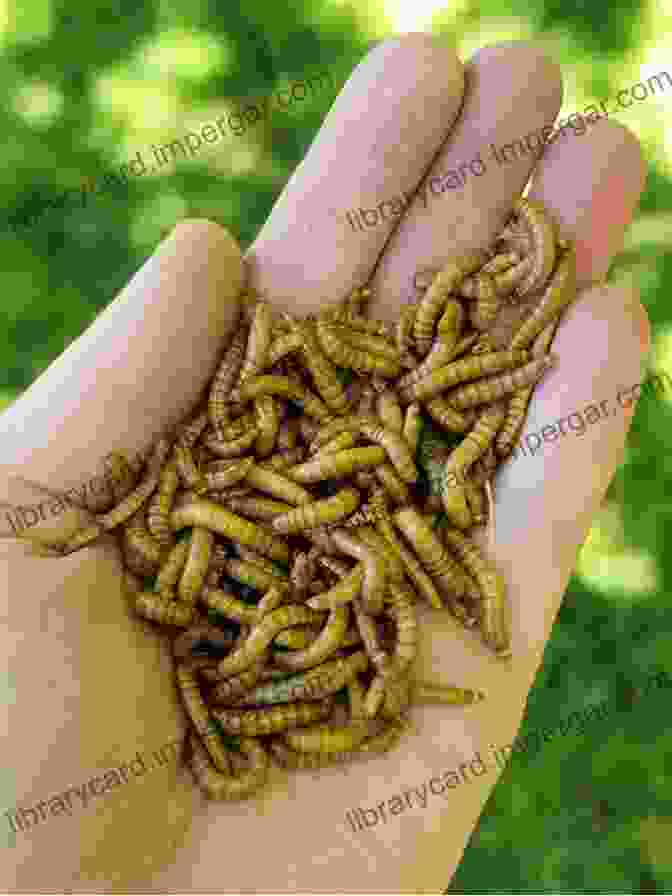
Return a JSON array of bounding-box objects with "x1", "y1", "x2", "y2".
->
[{"x1": 0, "y1": 1, "x2": 670, "y2": 891}]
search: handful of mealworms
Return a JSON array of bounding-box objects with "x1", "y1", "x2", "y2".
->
[{"x1": 16, "y1": 197, "x2": 574, "y2": 801}]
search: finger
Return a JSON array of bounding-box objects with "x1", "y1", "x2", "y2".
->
[
  {"x1": 368, "y1": 41, "x2": 563, "y2": 316},
  {"x1": 245, "y1": 33, "x2": 466, "y2": 314},
  {"x1": 0, "y1": 221, "x2": 243, "y2": 497}
]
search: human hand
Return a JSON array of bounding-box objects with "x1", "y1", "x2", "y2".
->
[{"x1": 0, "y1": 33, "x2": 648, "y2": 893}]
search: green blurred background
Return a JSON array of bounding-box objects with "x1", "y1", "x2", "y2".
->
[{"x1": 0, "y1": 0, "x2": 670, "y2": 891}]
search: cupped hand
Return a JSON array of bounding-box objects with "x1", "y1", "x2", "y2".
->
[{"x1": 0, "y1": 33, "x2": 648, "y2": 893}]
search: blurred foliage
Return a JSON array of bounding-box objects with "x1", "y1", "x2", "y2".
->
[{"x1": 1, "y1": 0, "x2": 671, "y2": 891}]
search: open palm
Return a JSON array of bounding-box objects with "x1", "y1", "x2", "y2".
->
[{"x1": 0, "y1": 33, "x2": 648, "y2": 893}]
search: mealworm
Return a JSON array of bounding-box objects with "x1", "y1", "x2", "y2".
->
[
  {"x1": 156, "y1": 539, "x2": 190, "y2": 592},
  {"x1": 201, "y1": 586, "x2": 259, "y2": 625},
  {"x1": 425, "y1": 397, "x2": 474, "y2": 433},
  {"x1": 385, "y1": 582, "x2": 418, "y2": 673},
  {"x1": 363, "y1": 674, "x2": 386, "y2": 718},
  {"x1": 176, "y1": 662, "x2": 230, "y2": 772},
  {"x1": 436, "y1": 299, "x2": 465, "y2": 360},
  {"x1": 481, "y1": 250, "x2": 520, "y2": 274},
  {"x1": 134, "y1": 591, "x2": 194, "y2": 627},
  {"x1": 402, "y1": 402, "x2": 423, "y2": 455},
  {"x1": 244, "y1": 464, "x2": 313, "y2": 506},
  {"x1": 306, "y1": 563, "x2": 363, "y2": 610},
  {"x1": 202, "y1": 427, "x2": 260, "y2": 458},
  {"x1": 380, "y1": 673, "x2": 412, "y2": 720},
  {"x1": 356, "y1": 418, "x2": 418, "y2": 483},
  {"x1": 289, "y1": 318, "x2": 350, "y2": 413},
  {"x1": 254, "y1": 396, "x2": 280, "y2": 458},
  {"x1": 272, "y1": 487, "x2": 360, "y2": 535},
  {"x1": 495, "y1": 386, "x2": 534, "y2": 457},
  {"x1": 173, "y1": 624, "x2": 235, "y2": 662},
  {"x1": 414, "y1": 250, "x2": 489, "y2": 354},
  {"x1": 353, "y1": 525, "x2": 405, "y2": 584},
  {"x1": 510, "y1": 245, "x2": 576, "y2": 350},
  {"x1": 512, "y1": 197, "x2": 558, "y2": 298},
  {"x1": 465, "y1": 274, "x2": 502, "y2": 331},
  {"x1": 441, "y1": 527, "x2": 510, "y2": 656},
  {"x1": 407, "y1": 349, "x2": 530, "y2": 403},
  {"x1": 177, "y1": 408, "x2": 210, "y2": 448},
  {"x1": 188, "y1": 733, "x2": 269, "y2": 801},
  {"x1": 236, "y1": 376, "x2": 331, "y2": 422},
  {"x1": 393, "y1": 507, "x2": 469, "y2": 603},
  {"x1": 274, "y1": 605, "x2": 350, "y2": 671},
  {"x1": 284, "y1": 720, "x2": 375, "y2": 754},
  {"x1": 171, "y1": 500, "x2": 289, "y2": 564},
  {"x1": 146, "y1": 461, "x2": 180, "y2": 547},
  {"x1": 412, "y1": 682, "x2": 486, "y2": 704},
  {"x1": 442, "y1": 403, "x2": 507, "y2": 497},
  {"x1": 395, "y1": 333, "x2": 479, "y2": 402},
  {"x1": 376, "y1": 389, "x2": 404, "y2": 434},
  {"x1": 103, "y1": 451, "x2": 138, "y2": 505},
  {"x1": 276, "y1": 418, "x2": 300, "y2": 452},
  {"x1": 273, "y1": 624, "x2": 321, "y2": 649},
  {"x1": 227, "y1": 495, "x2": 294, "y2": 522},
  {"x1": 217, "y1": 605, "x2": 325, "y2": 677},
  {"x1": 173, "y1": 441, "x2": 207, "y2": 494},
  {"x1": 201, "y1": 457, "x2": 255, "y2": 493},
  {"x1": 97, "y1": 437, "x2": 172, "y2": 531},
  {"x1": 374, "y1": 516, "x2": 442, "y2": 610},
  {"x1": 178, "y1": 527, "x2": 214, "y2": 605},
  {"x1": 352, "y1": 598, "x2": 392, "y2": 678},
  {"x1": 237, "y1": 301, "x2": 273, "y2": 386},
  {"x1": 209, "y1": 658, "x2": 269, "y2": 704},
  {"x1": 256, "y1": 583, "x2": 290, "y2": 617},
  {"x1": 287, "y1": 447, "x2": 386, "y2": 484},
  {"x1": 209, "y1": 323, "x2": 248, "y2": 430},
  {"x1": 265, "y1": 330, "x2": 303, "y2": 368},
  {"x1": 213, "y1": 697, "x2": 334, "y2": 736},
  {"x1": 491, "y1": 255, "x2": 533, "y2": 297},
  {"x1": 444, "y1": 354, "x2": 556, "y2": 409},
  {"x1": 236, "y1": 545, "x2": 279, "y2": 575},
  {"x1": 329, "y1": 528, "x2": 386, "y2": 616},
  {"x1": 316, "y1": 321, "x2": 401, "y2": 377},
  {"x1": 122, "y1": 511, "x2": 163, "y2": 577},
  {"x1": 463, "y1": 479, "x2": 487, "y2": 526},
  {"x1": 224, "y1": 558, "x2": 287, "y2": 592},
  {"x1": 240, "y1": 651, "x2": 368, "y2": 706},
  {"x1": 396, "y1": 302, "x2": 418, "y2": 354}
]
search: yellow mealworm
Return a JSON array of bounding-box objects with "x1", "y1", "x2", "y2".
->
[
  {"x1": 363, "y1": 674, "x2": 386, "y2": 718},
  {"x1": 495, "y1": 386, "x2": 534, "y2": 457},
  {"x1": 357, "y1": 418, "x2": 418, "y2": 483},
  {"x1": 288, "y1": 317, "x2": 350, "y2": 413},
  {"x1": 236, "y1": 375, "x2": 331, "y2": 422},
  {"x1": 287, "y1": 446, "x2": 386, "y2": 484},
  {"x1": 156, "y1": 539, "x2": 190, "y2": 592},
  {"x1": 376, "y1": 389, "x2": 404, "y2": 433},
  {"x1": 227, "y1": 495, "x2": 294, "y2": 522},
  {"x1": 396, "y1": 332, "x2": 478, "y2": 401},
  {"x1": 425, "y1": 397, "x2": 474, "y2": 433},
  {"x1": 272, "y1": 487, "x2": 360, "y2": 535},
  {"x1": 374, "y1": 515, "x2": 442, "y2": 610},
  {"x1": 244, "y1": 464, "x2": 313, "y2": 506},
  {"x1": 409, "y1": 349, "x2": 530, "y2": 402},
  {"x1": 289, "y1": 549, "x2": 317, "y2": 603},
  {"x1": 276, "y1": 418, "x2": 300, "y2": 452},
  {"x1": 347, "y1": 675, "x2": 367, "y2": 721},
  {"x1": 176, "y1": 663, "x2": 230, "y2": 772},
  {"x1": 413, "y1": 250, "x2": 489, "y2": 353},
  {"x1": 146, "y1": 460, "x2": 180, "y2": 547},
  {"x1": 393, "y1": 507, "x2": 469, "y2": 602},
  {"x1": 443, "y1": 402, "x2": 507, "y2": 493},
  {"x1": 177, "y1": 409, "x2": 210, "y2": 448},
  {"x1": 122, "y1": 511, "x2": 163, "y2": 577},
  {"x1": 134, "y1": 591, "x2": 194, "y2": 627},
  {"x1": 201, "y1": 457, "x2": 255, "y2": 493},
  {"x1": 445, "y1": 354, "x2": 556, "y2": 409},
  {"x1": 213, "y1": 697, "x2": 334, "y2": 736},
  {"x1": 466, "y1": 274, "x2": 502, "y2": 331},
  {"x1": 512, "y1": 197, "x2": 558, "y2": 298},
  {"x1": 209, "y1": 323, "x2": 248, "y2": 430},
  {"x1": 217, "y1": 605, "x2": 325, "y2": 677},
  {"x1": 178, "y1": 527, "x2": 214, "y2": 605},
  {"x1": 188, "y1": 733, "x2": 269, "y2": 801},
  {"x1": 464, "y1": 480, "x2": 487, "y2": 526},
  {"x1": 491, "y1": 255, "x2": 533, "y2": 297},
  {"x1": 223, "y1": 558, "x2": 287, "y2": 593},
  {"x1": 314, "y1": 432, "x2": 357, "y2": 457},
  {"x1": 306, "y1": 563, "x2": 363, "y2": 610},
  {"x1": 510, "y1": 245, "x2": 576, "y2": 350},
  {"x1": 238, "y1": 652, "x2": 368, "y2": 705},
  {"x1": 330, "y1": 528, "x2": 386, "y2": 616},
  {"x1": 254, "y1": 396, "x2": 280, "y2": 458},
  {"x1": 103, "y1": 451, "x2": 138, "y2": 505},
  {"x1": 209, "y1": 658, "x2": 269, "y2": 704},
  {"x1": 402, "y1": 402, "x2": 423, "y2": 455},
  {"x1": 256, "y1": 583, "x2": 289, "y2": 617},
  {"x1": 173, "y1": 623, "x2": 235, "y2": 662},
  {"x1": 352, "y1": 598, "x2": 392, "y2": 678},
  {"x1": 274, "y1": 605, "x2": 349, "y2": 671},
  {"x1": 412, "y1": 681, "x2": 485, "y2": 704},
  {"x1": 201, "y1": 586, "x2": 260, "y2": 625},
  {"x1": 284, "y1": 720, "x2": 374, "y2": 754},
  {"x1": 97, "y1": 437, "x2": 172, "y2": 531},
  {"x1": 317, "y1": 554, "x2": 353, "y2": 578},
  {"x1": 207, "y1": 543, "x2": 229, "y2": 571},
  {"x1": 202, "y1": 427, "x2": 260, "y2": 458},
  {"x1": 481, "y1": 250, "x2": 520, "y2": 274},
  {"x1": 380, "y1": 673, "x2": 412, "y2": 720},
  {"x1": 171, "y1": 500, "x2": 289, "y2": 564},
  {"x1": 354, "y1": 525, "x2": 405, "y2": 584},
  {"x1": 265, "y1": 330, "x2": 303, "y2": 368},
  {"x1": 385, "y1": 582, "x2": 418, "y2": 672},
  {"x1": 273, "y1": 624, "x2": 321, "y2": 649},
  {"x1": 173, "y1": 441, "x2": 207, "y2": 494},
  {"x1": 316, "y1": 321, "x2": 401, "y2": 377},
  {"x1": 237, "y1": 301, "x2": 273, "y2": 386},
  {"x1": 442, "y1": 527, "x2": 510, "y2": 656},
  {"x1": 334, "y1": 326, "x2": 400, "y2": 361},
  {"x1": 235, "y1": 545, "x2": 279, "y2": 574},
  {"x1": 396, "y1": 302, "x2": 418, "y2": 354}
]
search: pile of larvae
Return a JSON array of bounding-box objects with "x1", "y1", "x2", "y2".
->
[{"x1": 39, "y1": 197, "x2": 575, "y2": 801}]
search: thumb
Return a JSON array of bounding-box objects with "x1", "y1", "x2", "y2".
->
[{"x1": 0, "y1": 220, "x2": 244, "y2": 504}]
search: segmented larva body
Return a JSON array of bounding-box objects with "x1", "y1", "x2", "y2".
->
[
  {"x1": 244, "y1": 465, "x2": 313, "y2": 507},
  {"x1": 178, "y1": 527, "x2": 214, "y2": 605},
  {"x1": 209, "y1": 323, "x2": 248, "y2": 430},
  {"x1": 146, "y1": 461, "x2": 180, "y2": 547},
  {"x1": 176, "y1": 663, "x2": 230, "y2": 772},
  {"x1": 354, "y1": 524, "x2": 405, "y2": 584},
  {"x1": 402, "y1": 403, "x2": 423, "y2": 455},
  {"x1": 352, "y1": 599, "x2": 392, "y2": 678},
  {"x1": 173, "y1": 441, "x2": 207, "y2": 494},
  {"x1": 272, "y1": 487, "x2": 360, "y2": 535},
  {"x1": 374, "y1": 516, "x2": 442, "y2": 610},
  {"x1": 363, "y1": 674, "x2": 386, "y2": 718},
  {"x1": 481, "y1": 250, "x2": 520, "y2": 274},
  {"x1": 381, "y1": 673, "x2": 412, "y2": 720},
  {"x1": 239, "y1": 652, "x2": 368, "y2": 706},
  {"x1": 443, "y1": 403, "x2": 507, "y2": 493},
  {"x1": 274, "y1": 605, "x2": 350, "y2": 671},
  {"x1": 393, "y1": 507, "x2": 469, "y2": 602},
  {"x1": 122, "y1": 511, "x2": 163, "y2": 577},
  {"x1": 442, "y1": 527, "x2": 510, "y2": 656},
  {"x1": 495, "y1": 386, "x2": 534, "y2": 457},
  {"x1": 227, "y1": 496, "x2": 294, "y2": 522},
  {"x1": 170, "y1": 500, "x2": 290, "y2": 564},
  {"x1": 425, "y1": 397, "x2": 474, "y2": 433},
  {"x1": 510, "y1": 245, "x2": 576, "y2": 350},
  {"x1": 172, "y1": 623, "x2": 235, "y2": 662},
  {"x1": 209, "y1": 659, "x2": 269, "y2": 704},
  {"x1": 330, "y1": 529, "x2": 387, "y2": 616},
  {"x1": 307, "y1": 563, "x2": 363, "y2": 609},
  {"x1": 203, "y1": 427, "x2": 259, "y2": 458},
  {"x1": 256, "y1": 584, "x2": 289, "y2": 617},
  {"x1": 236, "y1": 375, "x2": 330, "y2": 422},
  {"x1": 291, "y1": 318, "x2": 350, "y2": 413},
  {"x1": 254, "y1": 396, "x2": 280, "y2": 458},
  {"x1": 465, "y1": 274, "x2": 502, "y2": 332},
  {"x1": 316, "y1": 320, "x2": 402, "y2": 377},
  {"x1": 289, "y1": 550, "x2": 317, "y2": 602},
  {"x1": 97, "y1": 437, "x2": 172, "y2": 531},
  {"x1": 357, "y1": 418, "x2": 418, "y2": 484},
  {"x1": 436, "y1": 298, "x2": 464, "y2": 347},
  {"x1": 273, "y1": 624, "x2": 321, "y2": 649},
  {"x1": 463, "y1": 480, "x2": 487, "y2": 526},
  {"x1": 188, "y1": 733, "x2": 269, "y2": 801},
  {"x1": 217, "y1": 605, "x2": 325, "y2": 677},
  {"x1": 284, "y1": 720, "x2": 375, "y2": 754},
  {"x1": 413, "y1": 682, "x2": 485, "y2": 705},
  {"x1": 287, "y1": 446, "x2": 386, "y2": 484},
  {"x1": 134, "y1": 592, "x2": 194, "y2": 627},
  {"x1": 396, "y1": 302, "x2": 418, "y2": 354},
  {"x1": 376, "y1": 389, "x2": 404, "y2": 433},
  {"x1": 413, "y1": 250, "x2": 489, "y2": 353},
  {"x1": 201, "y1": 586, "x2": 260, "y2": 625},
  {"x1": 512, "y1": 197, "x2": 558, "y2": 298},
  {"x1": 385, "y1": 582, "x2": 419, "y2": 672},
  {"x1": 237, "y1": 301, "x2": 273, "y2": 386},
  {"x1": 408, "y1": 349, "x2": 530, "y2": 403},
  {"x1": 491, "y1": 255, "x2": 533, "y2": 297},
  {"x1": 265, "y1": 330, "x2": 302, "y2": 368},
  {"x1": 315, "y1": 431, "x2": 358, "y2": 456},
  {"x1": 201, "y1": 457, "x2": 254, "y2": 493},
  {"x1": 444, "y1": 354, "x2": 556, "y2": 409},
  {"x1": 213, "y1": 697, "x2": 334, "y2": 736},
  {"x1": 224, "y1": 559, "x2": 287, "y2": 593},
  {"x1": 178, "y1": 409, "x2": 209, "y2": 449},
  {"x1": 396, "y1": 333, "x2": 479, "y2": 401},
  {"x1": 156, "y1": 540, "x2": 190, "y2": 592},
  {"x1": 103, "y1": 451, "x2": 138, "y2": 504}
]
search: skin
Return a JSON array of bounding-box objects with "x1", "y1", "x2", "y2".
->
[{"x1": 0, "y1": 33, "x2": 649, "y2": 894}]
